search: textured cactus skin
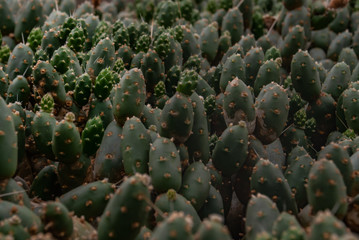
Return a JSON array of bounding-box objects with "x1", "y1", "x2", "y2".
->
[
  {"x1": 272, "y1": 212, "x2": 302, "y2": 240},
  {"x1": 223, "y1": 78, "x2": 255, "y2": 132},
  {"x1": 0, "y1": 97, "x2": 17, "y2": 179},
  {"x1": 245, "y1": 194, "x2": 280, "y2": 240},
  {"x1": 212, "y1": 121, "x2": 248, "y2": 177},
  {"x1": 251, "y1": 159, "x2": 298, "y2": 214},
  {"x1": 81, "y1": 116, "x2": 104, "y2": 157},
  {"x1": 94, "y1": 68, "x2": 114, "y2": 101},
  {"x1": 342, "y1": 87, "x2": 359, "y2": 133},
  {"x1": 86, "y1": 37, "x2": 115, "y2": 80},
  {"x1": 159, "y1": 91, "x2": 194, "y2": 143},
  {"x1": 6, "y1": 43, "x2": 33, "y2": 81},
  {"x1": 97, "y1": 174, "x2": 151, "y2": 240},
  {"x1": 154, "y1": 189, "x2": 201, "y2": 232},
  {"x1": 254, "y1": 82, "x2": 289, "y2": 145},
  {"x1": 195, "y1": 215, "x2": 231, "y2": 240},
  {"x1": 150, "y1": 212, "x2": 194, "y2": 240},
  {"x1": 244, "y1": 47, "x2": 264, "y2": 87},
  {"x1": 254, "y1": 60, "x2": 281, "y2": 97},
  {"x1": 219, "y1": 54, "x2": 246, "y2": 93},
  {"x1": 322, "y1": 62, "x2": 351, "y2": 101},
  {"x1": 284, "y1": 154, "x2": 314, "y2": 209},
  {"x1": 198, "y1": 185, "x2": 224, "y2": 219},
  {"x1": 121, "y1": 117, "x2": 151, "y2": 175},
  {"x1": 179, "y1": 161, "x2": 211, "y2": 211},
  {"x1": 33, "y1": 60, "x2": 66, "y2": 105},
  {"x1": 0, "y1": 0, "x2": 15, "y2": 36},
  {"x1": 149, "y1": 137, "x2": 182, "y2": 193},
  {"x1": 41, "y1": 201, "x2": 73, "y2": 239},
  {"x1": 41, "y1": 28, "x2": 62, "y2": 58},
  {"x1": 0, "y1": 178, "x2": 31, "y2": 208},
  {"x1": 30, "y1": 165, "x2": 61, "y2": 201},
  {"x1": 57, "y1": 153, "x2": 91, "y2": 193},
  {"x1": 0, "y1": 200, "x2": 43, "y2": 234},
  {"x1": 328, "y1": 30, "x2": 352, "y2": 61},
  {"x1": 52, "y1": 113, "x2": 82, "y2": 164},
  {"x1": 0, "y1": 69, "x2": 8, "y2": 99},
  {"x1": 14, "y1": 0, "x2": 44, "y2": 41},
  {"x1": 221, "y1": 8, "x2": 244, "y2": 45},
  {"x1": 308, "y1": 211, "x2": 347, "y2": 240},
  {"x1": 60, "y1": 179, "x2": 115, "y2": 223},
  {"x1": 318, "y1": 142, "x2": 354, "y2": 194},
  {"x1": 0, "y1": 215, "x2": 31, "y2": 240},
  {"x1": 113, "y1": 68, "x2": 146, "y2": 127},
  {"x1": 31, "y1": 95, "x2": 56, "y2": 159},
  {"x1": 185, "y1": 92, "x2": 210, "y2": 163},
  {"x1": 307, "y1": 159, "x2": 348, "y2": 219},
  {"x1": 291, "y1": 50, "x2": 321, "y2": 102},
  {"x1": 94, "y1": 120, "x2": 124, "y2": 182},
  {"x1": 200, "y1": 22, "x2": 219, "y2": 63},
  {"x1": 281, "y1": 25, "x2": 307, "y2": 70},
  {"x1": 88, "y1": 97, "x2": 114, "y2": 129},
  {"x1": 6, "y1": 76, "x2": 30, "y2": 106}
]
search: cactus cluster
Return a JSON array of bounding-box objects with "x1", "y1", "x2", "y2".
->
[{"x1": 1, "y1": 0, "x2": 359, "y2": 239}]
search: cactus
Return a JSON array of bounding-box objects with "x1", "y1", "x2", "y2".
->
[
  {"x1": 149, "y1": 137, "x2": 182, "y2": 193},
  {"x1": 41, "y1": 28, "x2": 62, "y2": 58},
  {"x1": 60, "y1": 179, "x2": 115, "y2": 223},
  {"x1": 284, "y1": 153, "x2": 314, "y2": 209},
  {"x1": 322, "y1": 62, "x2": 351, "y2": 101},
  {"x1": 81, "y1": 116, "x2": 104, "y2": 157},
  {"x1": 141, "y1": 49, "x2": 165, "y2": 98},
  {"x1": 33, "y1": 60, "x2": 66, "y2": 105},
  {"x1": 212, "y1": 122, "x2": 248, "y2": 177},
  {"x1": 0, "y1": 0, "x2": 15, "y2": 36},
  {"x1": 86, "y1": 37, "x2": 115, "y2": 80},
  {"x1": 94, "y1": 68, "x2": 114, "y2": 101},
  {"x1": 308, "y1": 211, "x2": 347, "y2": 240},
  {"x1": 254, "y1": 82, "x2": 289, "y2": 145},
  {"x1": 198, "y1": 185, "x2": 224, "y2": 219},
  {"x1": 97, "y1": 174, "x2": 151, "y2": 240},
  {"x1": 94, "y1": 121, "x2": 124, "y2": 182},
  {"x1": 245, "y1": 194, "x2": 280, "y2": 240},
  {"x1": 52, "y1": 112, "x2": 82, "y2": 164},
  {"x1": 291, "y1": 50, "x2": 321, "y2": 102},
  {"x1": 6, "y1": 43, "x2": 33, "y2": 81},
  {"x1": 6, "y1": 76, "x2": 30, "y2": 106},
  {"x1": 221, "y1": 8, "x2": 244, "y2": 45},
  {"x1": 159, "y1": 70, "x2": 198, "y2": 143},
  {"x1": 121, "y1": 117, "x2": 151, "y2": 175},
  {"x1": 179, "y1": 161, "x2": 211, "y2": 211},
  {"x1": 254, "y1": 59, "x2": 281, "y2": 97},
  {"x1": 318, "y1": 142, "x2": 354, "y2": 194},
  {"x1": 244, "y1": 47, "x2": 264, "y2": 87},
  {"x1": 185, "y1": 92, "x2": 210, "y2": 163},
  {"x1": 41, "y1": 201, "x2": 73, "y2": 239},
  {"x1": 200, "y1": 22, "x2": 219, "y2": 63},
  {"x1": 154, "y1": 189, "x2": 201, "y2": 232},
  {"x1": 31, "y1": 93, "x2": 56, "y2": 159},
  {"x1": 281, "y1": 25, "x2": 307, "y2": 70},
  {"x1": 195, "y1": 215, "x2": 231, "y2": 240},
  {"x1": 30, "y1": 165, "x2": 61, "y2": 201},
  {"x1": 73, "y1": 73, "x2": 92, "y2": 107},
  {"x1": 113, "y1": 68, "x2": 146, "y2": 126},
  {"x1": 251, "y1": 159, "x2": 298, "y2": 214},
  {"x1": 307, "y1": 159, "x2": 348, "y2": 219},
  {"x1": 155, "y1": 0, "x2": 179, "y2": 28},
  {"x1": 14, "y1": 0, "x2": 44, "y2": 41},
  {"x1": 0, "y1": 200, "x2": 42, "y2": 234},
  {"x1": 272, "y1": 212, "x2": 302, "y2": 239},
  {"x1": 219, "y1": 54, "x2": 246, "y2": 92},
  {"x1": 0, "y1": 97, "x2": 17, "y2": 179}
]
